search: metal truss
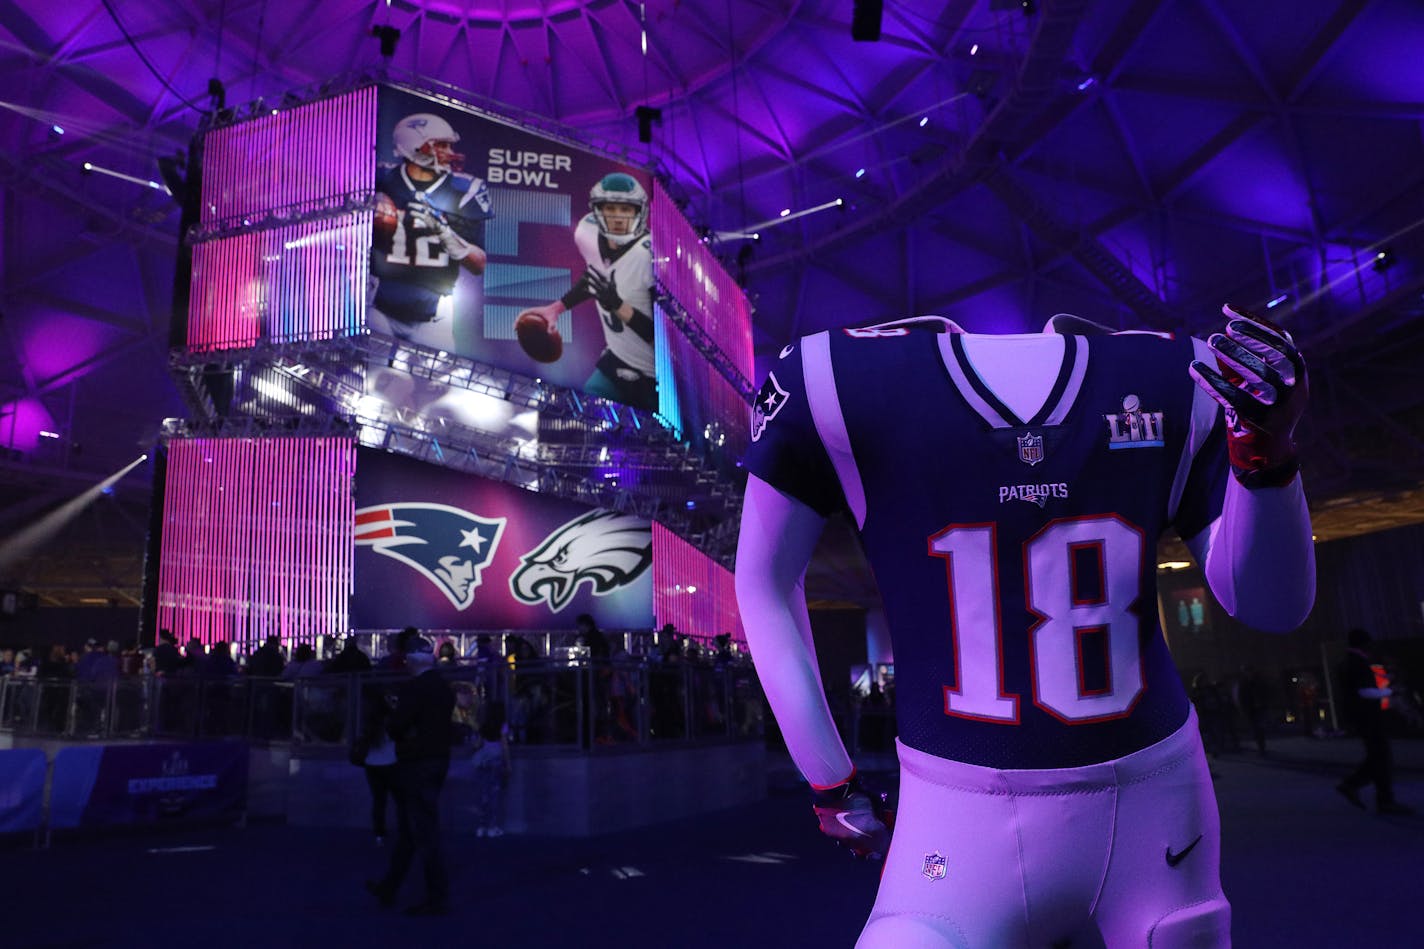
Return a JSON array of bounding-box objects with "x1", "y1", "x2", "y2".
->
[
  {"x1": 166, "y1": 331, "x2": 746, "y2": 564},
  {"x1": 656, "y1": 288, "x2": 756, "y2": 403},
  {"x1": 185, "y1": 189, "x2": 375, "y2": 245}
]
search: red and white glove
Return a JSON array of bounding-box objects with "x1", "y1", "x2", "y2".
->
[
  {"x1": 811, "y1": 773, "x2": 894, "y2": 860},
  {"x1": 1189, "y1": 304, "x2": 1308, "y2": 488}
]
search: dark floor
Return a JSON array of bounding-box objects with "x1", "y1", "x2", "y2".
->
[{"x1": 4, "y1": 735, "x2": 1422, "y2": 948}]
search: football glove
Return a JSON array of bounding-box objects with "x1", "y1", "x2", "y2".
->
[
  {"x1": 1189, "y1": 304, "x2": 1307, "y2": 488},
  {"x1": 811, "y1": 774, "x2": 894, "y2": 860},
  {"x1": 408, "y1": 201, "x2": 473, "y2": 261},
  {"x1": 583, "y1": 266, "x2": 624, "y2": 314}
]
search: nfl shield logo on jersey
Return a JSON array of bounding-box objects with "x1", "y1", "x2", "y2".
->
[
  {"x1": 922, "y1": 852, "x2": 948, "y2": 881},
  {"x1": 1017, "y1": 432, "x2": 1045, "y2": 466}
]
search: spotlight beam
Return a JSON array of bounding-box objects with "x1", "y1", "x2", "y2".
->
[
  {"x1": 743, "y1": 198, "x2": 844, "y2": 234},
  {"x1": 0, "y1": 454, "x2": 148, "y2": 575}
]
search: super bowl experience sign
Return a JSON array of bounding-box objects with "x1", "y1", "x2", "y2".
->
[
  {"x1": 371, "y1": 86, "x2": 661, "y2": 415},
  {"x1": 352, "y1": 448, "x2": 654, "y2": 630}
]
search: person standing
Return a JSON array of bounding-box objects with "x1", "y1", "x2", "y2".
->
[
  {"x1": 246, "y1": 635, "x2": 286, "y2": 678},
  {"x1": 1336, "y1": 628, "x2": 1414, "y2": 815},
  {"x1": 366, "y1": 638, "x2": 455, "y2": 915},
  {"x1": 152, "y1": 629, "x2": 182, "y2": 677}
]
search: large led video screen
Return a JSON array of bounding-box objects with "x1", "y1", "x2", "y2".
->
[
  {"x1": 370, "y1": 87, "x2": 663, "y2": 415},
  {"x1": 352, "y1": 447, "x2": 654, "y2": 631}
]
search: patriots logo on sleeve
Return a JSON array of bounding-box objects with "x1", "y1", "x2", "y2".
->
[
  {"x1": 509, "y1": 509, "x2": 652, "y2": 612},
  {"x1": 354, "y1": 503, "x2": 506, "y2": 610},
  {"x1": 751, "y1": 371, "x2": 790, "y2": 443}
]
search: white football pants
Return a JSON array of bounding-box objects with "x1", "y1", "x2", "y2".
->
[{"x1": 859, "y1": 710, "x2": 1230, "y2": 948}]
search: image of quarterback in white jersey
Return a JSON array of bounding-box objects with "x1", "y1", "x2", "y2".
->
[{"x1": 558, "y1": 173, "x2": 657, "y2": 411}]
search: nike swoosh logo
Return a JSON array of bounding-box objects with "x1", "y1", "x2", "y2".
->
[
  {"x1": 1165, "y1": 834, "x2": 1203, "y2": 868},
  {"x1": 834, "y1": 811, "x2": 873, "y2": 838}
]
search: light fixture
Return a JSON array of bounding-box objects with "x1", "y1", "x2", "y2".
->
[
  {"x1": 1372, "y1": 247, "x2": 1395, "y2": 273},
  {"x1": 635, "y1": 105, "x2": 662, "y2": 144},
  {"x1": 855, "y1": 168, "x2": 866, "y2": 178},
  {"x1": 1076, "y1": 76, "x2": 1097, "y2": 92},
  {"x1": 79, "y1": 161, "x2": 170, "y2": 194},
  {"x1": 745, "y1": 199, "x2": 846, "y2": 233},
  {"x1": 1266, "y1": 293, "x2": 1288, "y2": 309},
  {"x1": 851, "y1": 0, "x2": 882, "y2": 41},
  {"x1": 918, "y1": 116, "x2": 929, "y2": 127},
  {"x1": 371, "y1": 25, "x2": 401, "y2": 59}
]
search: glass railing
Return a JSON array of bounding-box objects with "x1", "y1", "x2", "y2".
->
[{"x1": 0, "y1": 660, "x2": 764, "y2": 750}]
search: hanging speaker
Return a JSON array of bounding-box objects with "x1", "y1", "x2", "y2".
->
[{"x1": 851, "y1": 0, "x2": 882, "y2": 41}]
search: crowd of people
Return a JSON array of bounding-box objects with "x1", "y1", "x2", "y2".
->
[{"x1": 0, "y1": 619, "x2": 760, "y2": 746}]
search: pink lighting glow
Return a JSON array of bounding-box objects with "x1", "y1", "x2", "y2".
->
[
  {"x1": 0, "y1": 397, "x2": 57, "y2": 455},
  {"x1": 156, "y1": 437, "x2": 356, "y2": 647},
  {"x1": 200, "y1": 88, "x2": 376, "y2": 225},
  {"x1": 187, "y1": 213, "x2": 373, "y2": 350},
  {"x1": 651, "y1": 179, "x2": 753, "y2": 382},
  {"x1": 652, "y1": 523, "x2": 745, "y2": 646}
]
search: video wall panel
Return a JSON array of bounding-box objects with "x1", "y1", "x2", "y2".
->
[
  {"x1": 368, "y1": 88, "x2": 661, "y2": 412},
  {"x1": 187, "y1": 213, "x2": 371, "y2": 351},
  {"x1": 651, "y1": 522, "x2": 745, "y2": 645},
  {"x1": 200, "y1": 87, "x2": 377, "y2": 224},
  {"x1": 352, "y1": 447, "x2": 654, "y2": 631},
  {"x1": 155, "y1": 437, "x2": 355, "y2": 646}
]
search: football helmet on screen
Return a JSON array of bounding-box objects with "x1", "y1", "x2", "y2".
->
[
  {"x1": 590, "y1": 172, "x2": 648, "y2": 246},
  {"x1": 393, "y1": 113, "x2": 464, "y2": 173}
]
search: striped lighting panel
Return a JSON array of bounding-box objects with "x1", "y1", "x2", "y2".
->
[
  {"x1": 200, "y1": 87, "x2": 377, "y2": 225},
  {"x1": 650, "y1": 179, "x2": 753, "y2": 381},
  {"x1": 656, "y1": 303, "x2": 750, "y2": 459},
  {"x1": 156, "y1": 437, "x2": 356, "y2": 648},
  {"x1": 187, "y1": 212, "x2": 372, "y2": 351},
  {"x1": 651, "y1": 522, "x2": 745, "y2": 646}
]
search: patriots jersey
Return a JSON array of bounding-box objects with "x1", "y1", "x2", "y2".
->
[
  {"x1": 572, "y1": 214, "x2": 656, "y2": 377},
  {"x1": 371, "y1": 163, "x2": 493, "y2": 322},
  {"x1": 744, "y1": 325, "x2": 1229, "y2": 769}
]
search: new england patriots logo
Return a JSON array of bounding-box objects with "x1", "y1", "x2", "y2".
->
[
  {"x1": 354, "y1": 503, "x2": 506, "y2": 610},
  {"x1": 509, "y1": 510, "x2": 651, "y2": 612},
  {"x1": 751, "y1": 371, "x2": 790, "y2": 443}
]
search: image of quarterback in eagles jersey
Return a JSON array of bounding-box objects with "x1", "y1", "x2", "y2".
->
[
  {"x1": 369, "y1": 112, "x2": 494, "y2": 352},
  {"x1": 514, "y1": 172, "x2": 657, "y2": 412}
]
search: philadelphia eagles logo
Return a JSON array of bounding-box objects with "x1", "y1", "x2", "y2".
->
[{"x1": 509, "y1": 509, "x2": 652, "y2": 612}]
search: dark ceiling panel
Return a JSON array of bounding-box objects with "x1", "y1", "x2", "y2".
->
[{"x1": 3, "y1": 0, "x2": 1424, "y2": 606}]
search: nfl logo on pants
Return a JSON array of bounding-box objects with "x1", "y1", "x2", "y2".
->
[{"x1": 922, "y1": 852, "x2": 948, "y2": 881}]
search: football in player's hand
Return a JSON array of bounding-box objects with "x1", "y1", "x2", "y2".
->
[
  {"x1": 515, "y1": 311, "x2": 563, "y2": 363},
  {"x1": 373, "y1": 193, "x2": 401, "y2": 248}
]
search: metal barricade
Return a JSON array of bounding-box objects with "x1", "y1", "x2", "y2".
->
[{"x1": 0, "y1": 658, "x2": 766, "y2": 751}]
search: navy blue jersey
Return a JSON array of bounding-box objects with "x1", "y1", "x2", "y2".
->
[
  {"x1": 371, "y1": 164, "x2": 493, "y2": 323},
  {"x1": 744, "y1": 325, "x2": 1229, "y2": 769}
]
